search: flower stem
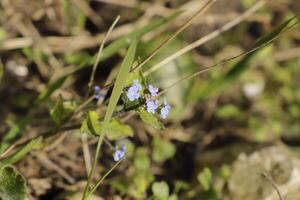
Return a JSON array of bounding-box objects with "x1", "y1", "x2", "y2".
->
[
  {"x1": 87, "y1": 160, "x2": 122, "y2": 198},
  {"x1": 81, "y1": 134, "x2": 105, "y2": 200}
]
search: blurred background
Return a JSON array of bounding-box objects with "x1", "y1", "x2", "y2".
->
[{"x1": 0, "y1": 0, "x2": 299, "y2": 199}]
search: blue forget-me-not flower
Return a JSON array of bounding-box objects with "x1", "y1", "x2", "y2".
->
[
  {"x1": 146, "y1": 98, "x2": 159, "y2": 113},
  {"x1": 127, "y1": 79, "x2": 142, "y2": 101},
  {"x1": 160, "y1": 99, "x2": 171, "y2": 119},
  {"x1": 113, "y1": 146, "x2": 126, "y2": 162},
  {"x1": 94, "y1": 85, "x2": 106, "y2": 100},
  {"x1": 148, "y1": 85, "x2": 159, "y2": 97}
]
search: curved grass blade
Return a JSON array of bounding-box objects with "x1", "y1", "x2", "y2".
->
[
  {"x1": 82, "y1": 38, "x2": 137, "y2": 199},
  {"x1": 103, "y1": 38, "x2": 137, "y2": 124},
  {"x1": 195, "y1": 17, "x2": 297, "y2": 99},
  {"x1": 0, "y1": 137, "x2": 43, "y2": 167},
  {"x1": 75, "y1": 11, "x2": 181, "y2": 72}
]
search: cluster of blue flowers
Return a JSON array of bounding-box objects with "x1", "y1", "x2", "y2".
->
[{"x1": 126, "y1": 79, "x2": 171, "y2": 119}]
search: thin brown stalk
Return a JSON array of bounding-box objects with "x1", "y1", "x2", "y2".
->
[
  {"x1": 261, "y1": 172, "x2": 284, "y2": 200},
  {"x1": 130, "y1": 0, "x2": 216, "y2": 73},
  {"x1": 80, "y1": 16, "x2": 120, "y2": 177},
  {"x1": 100, "y1": 0, "x2": 216, "y2": 91},
  {"x1": 144, "y1": 0, "x2": 266, "y2": 76},
  {"x1": 158, "y1": 20, "x2": 299, "y2": 96},
  {"x1": 86, "y1": 16, "x2": 120, "y2": 98}
]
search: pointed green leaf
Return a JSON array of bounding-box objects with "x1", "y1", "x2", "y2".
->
[
  {"x1": 105, "y1": 119, "x2": 133, "y2": 140},
  {"x1": 138, "y1": 109, "x2": 165, "y2": 130},
  {"x1": 0, "y1": 137, "x2": 43, "y2": 167},
  {"x1": 103, "y1": 38, "x2": 137, "y2": 127},
  {"x1": 49, "y1": 95, "x2": 75, "y2": 125},
  {"x1": 81, "y1": 114, "x2": 133, "y2": 140},
  {"x1": 34, "y1": 77, "x2": 67, "y2": 108},
  {"x1": 0, "y1": 166, "x2": 26, "y2": 200},
  {"x1": 197, "y1": 167, "x2": 212, "y2": 191},
  {"x1": 86, "y1": 111, "x2": 103, "y2": 136}
]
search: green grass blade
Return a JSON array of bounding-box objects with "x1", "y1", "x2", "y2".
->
[
  {"x1": 225, "y1": 17, "x2": 296, "y2": 80},
  {"x1": 103, "y1": 38, "x2": 138, "y2": 125},
  {"x1": 99, "y1": 12, "x2": 181, "y2": 61},
  {"x1": 0, "y1": 137, "x2": 43, "y2": 167},
  {"x1": 82, "y1": 38, "x2": 137, "y2": 200},
  {"x1": 196, "y1": 17, "x2": 297, "y2": 99},
  {"x1": 74, "y1": 11, "x2": 181, "y2": 71}
]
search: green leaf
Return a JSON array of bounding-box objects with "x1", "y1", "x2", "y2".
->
[
  {"x1": 0, "y1": 137, "x2": 43, "y2": 167},
  {"x1": 168, "y1": 194, "x2": 178, "y2": 200},
  {"x1": 0, "y1": 118, "x2": 31, "y2": 154},
  {"x1": 22, "y1": 47, "x2": 34, "y2": 61},
  {"x1": 216, "y1": 104, "x2": 240, "y2": 119},
  {"x1": 81, "y1": 112, "x2": 133, "y2": 140},
  {"x1": 197, "y1": 167, "x2": 212, "y2": 191},
  {"x1": 105, "y1": 119, "x2": 133, "y2": 140},
  {"x1": 60, "y1": 0, "x2": 86, "y2": 34},
  {"x1": 134, "y1": 148, "x2": 151, "y2": 171},
  {"x1": 126, "y1": 71, "x2": 147, "y2": 87},
  {"x1": 34, "y1": 76, "x2": 67, "y2": 108},
  {"x1": 0, "y1": 166, "x2": 26, "y2": 200},
  {"x1": 195, "y1": 17, "x2": 297, "y2": 99},
  {"x1": 129, "y1": 147, "x2": 154, "y2": 198},
  {"x1": 152, "y1": 137, "x2": 176, "y2": 163},
  {"x1": 64, "y1": 52, "x2": 92, "y2": 66},
  {"x1": 1, "y1": 71, "x2": 66, "y2": 154},
  {"x1": 138, "y1": 109, "x2": 165, "y2": 130},
  {"x1": 84, "y1": 111, "x2": 102, "y2": 137},
  {"x1": 49, "y1": 95, "x2": 75, "y2": 125},
  {"x1": 152, "y1": 181, "x2": 169, "y2": 200},
  {"x1": 129, "y1": 171, "x2": 154, "y2": 199},
  {"x1": 103, "y1": 38, "x2": 137, "y2": 127}
]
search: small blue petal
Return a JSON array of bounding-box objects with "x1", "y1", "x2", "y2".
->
[
  {"x1": 148, "y1": 85, "x2": 159, "y2": 97},
  {"x1": 113, "y1": 146, "x2": 126, "y2": 162},
  {"x1": 127, "y1": 79, "x2": 142, "y2": 101},
  {"x1": 160, "y1": 99, "x2": 171, "y2": 119},
  {"x1": 94, "y1": 85, "x2": 101, "y2": 93},
  {"x1": 146, "y1": 99, "x2": 159, "y2": 113}
]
